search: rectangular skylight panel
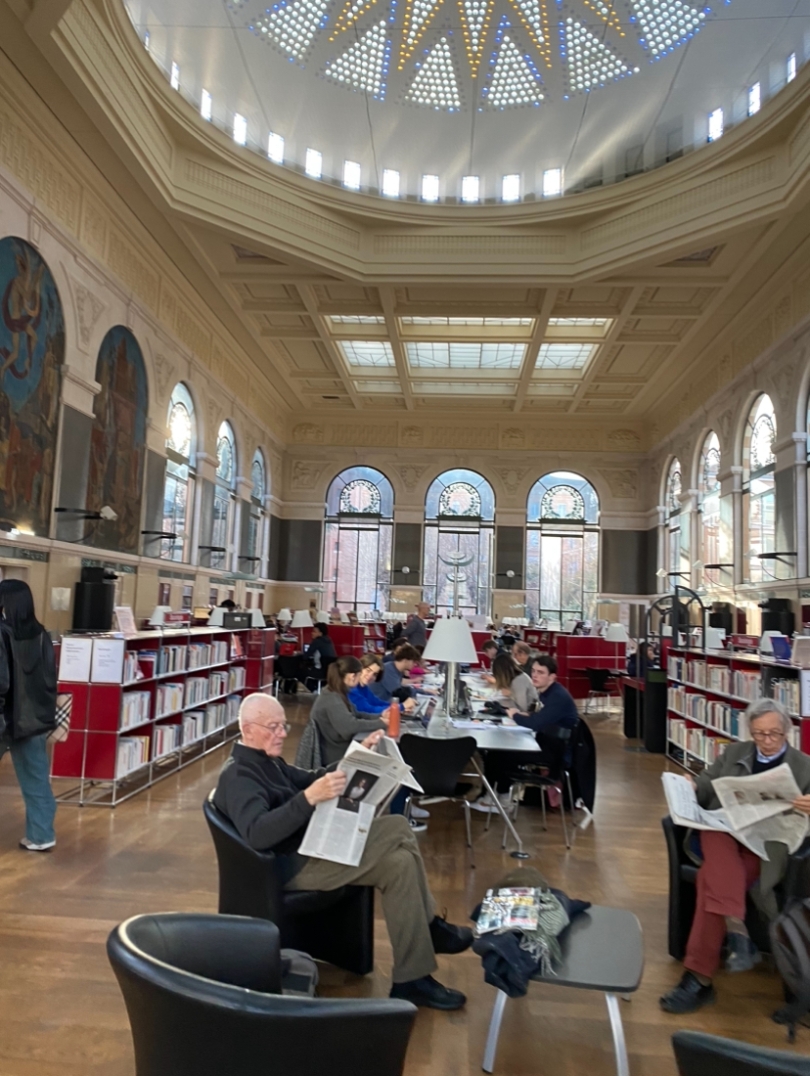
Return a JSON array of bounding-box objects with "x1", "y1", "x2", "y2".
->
[
  {"x1": 422, "y1": 174, "x2": 440, "y2": 202},
  {"x1": 787, "y1": 52, "x2": 797, "y2": 82},
  {"x1": 343, "y1": 160, "x2": 361, "y2": 190},
  {"x1": 354, "y1": 380, "x2": 400, "y2": 393},
  {"x1": 170, "y1": 62, "x2": 180, "y2": 90},
  {"x1": 406, "y1": 342, "x2": 525, "y2": 368},
  {"x1": 382, "y1": 169, "x2": 400, "y2": 197},
  {"x1": 748, "y1": 82, "x2": 761, "y2": 116},
  {"x1": 548, "y1": 317, "x2": 609, "y2": 327},
  {"x1": 502, "y1": 174, "x2": 520, "y2": 202},
  {"x1": 233, "y1": 113, "x2": 247, "y2": 146},
  {"x1": 268, "y1": 132, "x2": 285, "y2": 163},
  {"x1": 708, "y1": 107, "x2": 724, "y2": 142},
  {"x1": 305, "y1": 148, "x2": 323, "y2": 178},
  {"x1": 543, "y1": 168, "x2": 562, "y2": 197},
  {"x1": 413, "y1": 381, "x2": 515, "y2": 395},
  {"x1": 536, "y1": 343, "x2": 596, "y2": 370},
  {"x1": 338, "y1": 341, "x2": 395, "y2": 367},
  {"x1": 401, "y1": 317, "x2": 533, "y2": 326},
  {"x1": 461, "y1": 175, "x2": 480, "y2": 203},
  {"x1": 330, "y1": 315, "x2": 386, "y2": 324},
  {"x1": 201, "y1": 89, "x2": 212, "y2": 121}
]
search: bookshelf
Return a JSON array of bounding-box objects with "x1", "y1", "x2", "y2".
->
[
  {"x1": 666, "y1": 645, "x2": 810, "y2": 775},
  {"x1": 52, "y1": 626, "x2": 275, "y2": 806}
]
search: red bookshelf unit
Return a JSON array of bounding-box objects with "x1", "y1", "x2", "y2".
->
[
  {"x1": 666, "y1": 645, "x2": 809, "y2": 775},
  {"x1": 52, "y1": 626, "x2": 275, "y2": 806}
]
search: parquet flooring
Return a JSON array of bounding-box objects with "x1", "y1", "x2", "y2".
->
[{"x1": 1, "y1": 702, "x2": 807, "y2": 1075}]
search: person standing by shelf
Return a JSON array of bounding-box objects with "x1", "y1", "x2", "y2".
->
[
  {"x1": 402, "y1": 602, "x2": 430, "y2": 653},
  {"x1": 0, "y1": 579, "x2": 57, "y2": 851}
]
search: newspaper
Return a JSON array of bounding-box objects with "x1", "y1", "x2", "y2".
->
[
  {"x1": 298, "y1": 736, "x2": 424, "y2": 867},
  {"x1": 475, "y1": 888, "x2": 542, "y2": 934},
  {"x1": 662, "y1": 763, "x2": 809, "y2": 860}
]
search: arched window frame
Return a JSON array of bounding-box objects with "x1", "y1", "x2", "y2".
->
[
  {"x1": 161, "y1": 383, "x2": 196, "y2": 562},
  {"x1": 247, "y1": 449, "x2": 268, "y2": 577},
  {"x1": 525, "y1": 472, "x2": 600, "y2": 627},
  {"x1": 212, "y1": 420, "x2": 237, "y2": 571},
  {"x1": 665, "y1": 458, "x2": 683, "y2": 581},
  {"x1": 698, "y1": 432, "x2": 721, "y2": 587},
  {"x1": 423, "y1": 469, "x2": 495, "y2": 616},
  {"x1": 743, "y1": 394, "x2": 776, "y2": 583},
  {"x1": 323, "y1": 466, "x2": 394, "y2": 613}
]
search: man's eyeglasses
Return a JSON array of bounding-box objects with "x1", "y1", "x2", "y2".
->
[
  {"x1": 245, "y1": 720, "x2": 290, "y2": 734},
  {"x1": 751, "y1": 730, "x2": 786, "y2": 741}
]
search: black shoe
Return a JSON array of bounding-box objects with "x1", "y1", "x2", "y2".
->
[
  {"x1": 430, "y1": 914, "x2": 473, "y2": 955},
  {"x1": 660, "y1": 972, "x2": 715, "y2": 1014},
  {"x1": 390, "y1": 975, "x2": 466, "y2": 1010},
  {"x1": 725, "y1": 931, "x2": 761, "y2": 973}
]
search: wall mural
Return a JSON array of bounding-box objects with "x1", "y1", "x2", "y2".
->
[
  {"x1": 0, "y1": 236, "x2": 64, "y2": 535},
  {"x1": 86, "y1": 326, "x2": 148, "y2": 553}
]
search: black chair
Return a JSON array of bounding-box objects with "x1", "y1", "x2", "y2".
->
[
  {"x1": 304, "y1": 654, "x2": 335, "y2": 694},
  {"x1": 398, "y1": 734, "x2": 478, "y2": 866},
  {"x1": 108, "y1": 912, "x2": 416, "y2": 1076},
  {"x1": 500, "y1": 725, "x2": 576, "y2": 850},
  {"x1": 204, "y1": 793, "x2": 374, "y2": 974},
  {"x1": 584, "y1": 667, "x2": 617, "y2": 713},
  {"x1": 672, "y1": 1030, "x2": 810, "y2": 1076},
  {"x1": 662, "y1": 815, "x2": 810, "y2": 960},
  {"x1": 275, "y1": 654, "x2": 304, "y2": 695}
]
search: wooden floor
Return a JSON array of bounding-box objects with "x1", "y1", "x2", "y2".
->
[{"x1": 1, "y1": 702, "x2": 807, "y2": 1076}]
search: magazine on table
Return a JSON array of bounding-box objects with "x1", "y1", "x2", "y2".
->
[
  {"x1": 475, "y1": 888, "x2": 542, "y2": 935},
  {"x1": 662, "y1": 763, "x2": 809, "y2": 860},
  {"x1": 298, "y1": 737, "x2": 423, "y2": 868}
]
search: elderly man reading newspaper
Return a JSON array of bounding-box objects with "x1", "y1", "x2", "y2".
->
[
  {"x1": 660, "y1": 699, "x2": 810, "y2": 1015},
  {"x1": 214, "y1": 693, "x2": 473, "y2": 1010}
]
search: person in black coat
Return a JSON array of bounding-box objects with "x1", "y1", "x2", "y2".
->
[{"x1": 0, "y1": 580, "x2": 57, "y2": 851}]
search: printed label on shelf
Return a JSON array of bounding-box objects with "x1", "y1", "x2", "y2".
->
[
  {"x1": 58, "y1": 636, "x2": 93, "y2": 682},
  {"x1": 91, "y1": 637, "x2": 126, "y2": 683}
]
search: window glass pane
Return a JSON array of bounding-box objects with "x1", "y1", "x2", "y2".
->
[
  {"x1": 336, "y1": 528, "x2": 359, "y2": 604},
  {"x1": 425, "y1": 469, "x2": 495, "y2": 520},
  {"x1": 540, "y1": 535, "x2": 561, "y2": 613},
  {"x1": 355, "y1": 527, "x2": 380, "y2": 607}
]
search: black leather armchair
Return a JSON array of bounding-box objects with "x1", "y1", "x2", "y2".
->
[
  {"x1": 204, "y1": 793, "x2": 374, "y2": 975},
  {"x1": 108, "y1": 913, "x2": 416, "y2": 1076},
  {"x1": 672, "y1": 1030, "x2": 810, "y2": 1076},
  {"x1": 662, "y1": 815, "x2": 810, "y2": 960}
]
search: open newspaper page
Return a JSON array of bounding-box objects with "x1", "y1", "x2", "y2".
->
[
  {"x1": 299, "y1": 737, "x2": 423, "y2": 868},
  {"x1": 662, "y1": 765, "x2": 809, "y2": 859}
]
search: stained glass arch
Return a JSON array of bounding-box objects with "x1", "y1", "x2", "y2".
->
[
  {"x1": 326, "y1": 466, "x2": 394, "y2": 518},
  {"x1": 251, "y1": 449, "x2": 266, "y2": 502},
  {"x1": 666, "y1": 458, "x2": 682, "y2": 517},
  {"x1": 166, "y1": 382, "x2": 196, "y2": 461},
  {"x1": 527, "y1": 471, "x2": 598, "y2": 524},
  {"x1": 323, "y1": 467, "x2": 394, "y2": 613},
  {"x1": 425, "y1": 469, "x2": 495, "y2": 521},
  {"x1": 216, "y1": 421, "x2": 237, "y2": 488},
  {"x1": 698, "y1": 431, "x2": 721, "y2": 583},
  {"x1": 742, "y1": 394, "x2": 776, "y2": 583},
  {"x1": 700, "y1": 432, "x2": 721, "y2": 495}
]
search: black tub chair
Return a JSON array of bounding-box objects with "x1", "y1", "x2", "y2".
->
[
  {"x1": 204, "y1": 793, "x2": 374, "y2": 974},
  {"x1": 672, "y1": 1030, "x2": 810, "y2": 1076},
  {"x1": 108, "y1": 912, "x2": 416, "y2": 1076}
]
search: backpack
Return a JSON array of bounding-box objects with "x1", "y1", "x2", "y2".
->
[{"x1": 770, "y1": 897, "x2": 810, "y2": 1041}]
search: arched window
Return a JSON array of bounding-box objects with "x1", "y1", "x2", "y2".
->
[
  {"x1": 212, "y1": 420, "x2": 237, "y2": 570},
  {"x1": 525, "y1": 472, "x2": 599, "y2": 627},
  {"x1": 161, "y1": 383, "x2": 196, "y2": 562},
  {"x1": 666, "y1": 458, "x2": 683, "y2": 581},
  {"x1": 743, "y1": 394, "x2": 776, "y2": 582},
  {"x1": 424, "y1": 469, "x2": 495, "y2": 616},
  {"x1": 323, "y1": 466, "x2": 393, "y2": 613},
  {"x1": 247, "y1": 449, "x2": 267, "y2": 574},
  {"x1": 698, "y1": 432, "x2": 721, "y2": 586}
]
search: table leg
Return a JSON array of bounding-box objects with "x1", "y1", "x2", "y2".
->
[
  {"x1": 605, "y1": 993, "x2": 630, "y2": 1076},
  {"x1": 482, "y1": 989, "x2": 508, "y2": 1073},
  {"x1": 472, "y1": 758, "x2": 528, "y2": 859}
]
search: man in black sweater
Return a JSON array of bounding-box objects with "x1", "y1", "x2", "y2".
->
[{"x1": 213, "y1": 693, "x2": 472, "y2": 1010}]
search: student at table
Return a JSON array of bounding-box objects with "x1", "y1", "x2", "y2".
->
[
  {"x1": 349, "y1": 653, "x2": 415, "y2": 715},
  {"x1": 371, "y1": 644, "x2": 430, "y2": 703},
  {"x1": 310, "y1": 656, "x2": 389, "y2": 765},
  {"x1": 511, "y1": 641, "x2": 532, "y2": 675},
  {"x1": 490, "y1": 653, "x2": 538, "y2": 714}
]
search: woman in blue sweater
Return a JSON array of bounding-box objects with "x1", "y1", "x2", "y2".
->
[{"x1": 349, "y1": 653, "x2": 415, "y2": 714}]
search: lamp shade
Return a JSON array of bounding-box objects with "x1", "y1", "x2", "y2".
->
[
  {"x1": 249, "y1": 607, "x2": 266, "y2": 628},
  {"x1": 277, "y1": 608, "x2": 292, "y2": 623},
  {"x1": 422, "y1": 616, "x2": 478, "y2": 664},
  {"x1": 149, "y1": 605, "x2": 172, "y2": 626},
  {"x1": 340, "y1": 611, "x2": 351, "y2": 623},
  {"x1": 290, "y1": 610, "x2": 313, "y2": 628},
  {"x1": 316, "y1": 609, "x2": 330, "y2": 623},
  {"x1": 207, "y1": 607, "x2": 225, "y2": 627},
  {"x1": 605, "y1": 622, "x2": 629, "y2": 643}
]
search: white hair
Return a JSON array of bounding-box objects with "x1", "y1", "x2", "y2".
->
[
  {"x1": 745, "y1": 698, "x2": 793, "y2": 734},
  {"x1": 238, "y1": 692, "x2": 284, "y2": 732}
]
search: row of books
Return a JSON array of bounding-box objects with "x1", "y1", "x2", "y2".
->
[
  {"x1": 117, "y1": 736, "x2": 150, "y2": 778},
  {"x1": 158, "y1": 644, "x2": 188, "y2": 675},
  {"x1": 153, "y1": 724, "x2": 181, "y2": 760},
  {"x1": 668, "y1": 713, "x2": 800, "y2": 754},
  {"x1": 667, "y1": 687, "x2": 749, "y2": 739},
  {"x1": 667, "y1": 718, "x2": 732, "y2": 764},
  {"x1": 229, "y1": 666, "x2": 246, "y2": 692},
  {"x1": 183, "y1": 696, "x2": 241, "y2": 743},
  {"x1": 121, "y1": 690, "x2": 151, "y2": 731},
  {"x1": 187, "y1": 640, "x2": 230, "y2": 669},
  {"x1": 771, "y1": 677, "x2": 800, "y2": 714},
  {"x1": 733, "y1": 669, "x2": 763, "y2": 701},
  {"x1": 156, "y1": 682, "x2": 185, "y2": 717},
  {"x1": 667, "y1": 656, "x2": 763, "y2": 700}
]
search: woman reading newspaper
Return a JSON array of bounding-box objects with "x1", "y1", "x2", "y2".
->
[{"x1": 660, "y1": 699, "x2": 810, "y2": 1014}]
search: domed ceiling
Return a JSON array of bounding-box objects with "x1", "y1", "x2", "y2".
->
[{"x1": 124, "y1": 0, "x2": 809, "y2": 201}]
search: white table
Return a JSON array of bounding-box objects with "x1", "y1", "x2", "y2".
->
[{"x1": 402, "y1": 712, "x2": 540, "y2": 858}]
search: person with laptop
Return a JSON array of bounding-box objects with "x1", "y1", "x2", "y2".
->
[
  {"x1": 371, "y1": 644, "x2": 436, "y2": 703},
  {"x1": 349, "y1": 653, "x2": 416, "y2": 715},
  {"x1": 307, "y1": 622, "x2": 337, "y2": 671}
]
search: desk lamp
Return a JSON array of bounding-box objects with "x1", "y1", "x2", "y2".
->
[
  {"x1": 422, "y1": 616, "x2": 478, "y2": 716},
  {"x1": 277, "y1": 608, "x2": 292, "y2": 626},
  {"x1": 290, "y1": 609, "x2": 312, "y2": 649}
]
